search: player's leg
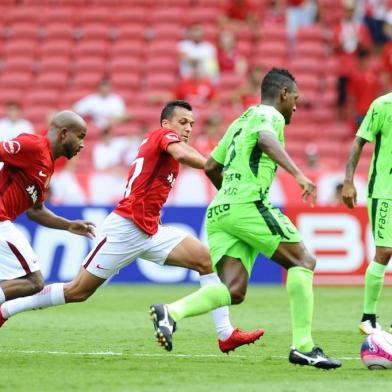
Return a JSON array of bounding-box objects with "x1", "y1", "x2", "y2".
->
[
  {"x1": 0, "y1": 271, "x2": 44, "y2": 302},
  {"x1": 360, "y1": 198, "x2": 392, "y2": 334}
]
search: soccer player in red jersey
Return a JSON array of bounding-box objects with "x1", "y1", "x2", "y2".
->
[
  {"x1": 0, "y1": 101, "x2": 263, "y2": 353},
  {"x1": 0, "y1": 110, "x2": 95, "y2": 304}
]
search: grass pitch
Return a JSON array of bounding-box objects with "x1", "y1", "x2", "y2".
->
[{"x1": 0, "y1": 285, "x2": 391, "y2": 392}]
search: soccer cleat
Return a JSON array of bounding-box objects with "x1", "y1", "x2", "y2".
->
[
  {"x1": 218, "y1": 328, "x2": 265, "y2": 354},
  {"x1": 359, "y1": 320, "x2": 382, "y2": 335},
  {"x1": 149, "y1": 304, "x2": 176, "y2": 352},
  {"x1": 289, "y1": 347, "x2": 342, "y2": 369}
]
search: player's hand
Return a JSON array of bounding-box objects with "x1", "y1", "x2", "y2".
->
[
  {"x1": 342, "y1": 181, "x2": 357, "y2": 209},
  {"x1": 68, "y1": 220, "x2": 96, "y2": 239},
  {"x1": 296, "y1": 174, "x2": 317, "y2": 207}
]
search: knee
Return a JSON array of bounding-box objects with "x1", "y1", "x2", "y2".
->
[
  {"x1": 292, "y1": 254, "x2": 316, "y2": 271},
  {"x1": 195, "y1": 255, "x2": 213, "y2": 275},
  {"x1": 229, "y1": 286, "x2": 246, "y2": 305},
  {"x1": 28, "y1": 274, "x2": 44, "y2": 294}
]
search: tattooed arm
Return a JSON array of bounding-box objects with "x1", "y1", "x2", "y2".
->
[{"x1": 342, "y1": 136, "x2": 368, "y2": 208}]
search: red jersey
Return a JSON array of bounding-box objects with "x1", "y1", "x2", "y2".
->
[
  {"x1": 114, "y1": 127, "x2": 181, "y2": 235},
  {"x1": 0, "y1": 134, "x2": 54, "y2": 221}
]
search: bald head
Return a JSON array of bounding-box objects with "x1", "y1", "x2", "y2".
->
[{"x1": 50, "y1": 110, "x2": 87, "y2": 133}]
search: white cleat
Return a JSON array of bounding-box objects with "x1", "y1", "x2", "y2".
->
[{"x1": 359, "y1": 320, "x2": 382, "y2": 335}]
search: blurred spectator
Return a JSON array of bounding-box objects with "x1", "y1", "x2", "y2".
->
[
  {"x1": 174, "y1": 60, "x2": 217, "y2": 110},
  {"x1": 193, "y1": 113, "x2": 223, "y2": 156},
  {"x1": 49, "y1": 158, "x2": 88, "y2": 205},
  {"x1": 304, "y1": 143, "x2": 322, "y2": 174},
  {"x1": 286, "y1": 0, "x2": 318, "y2": 43},
  {"x1": 217, "y1": 30, "x2": 247, "y2": 75},
  {"x1": 332, "y1": 0, "x2": 372, "y2": 119},
  {"x1": 177, "y1": 24, "x2": 219, "y2": 81},
  {"x1": 73, "y1": 79, "x2": 130, "y2": 131},
  {"x1": 348, "y1": 49, "x2": 383, "y2": 128},
  {"x1": 0, "y1": 102, "x2": 34, "y2": 141},
  {"x1": 219, "y1": 0, "x2": 259, "y2": 29},
  {"x1": 231, "y1": 66, "x2": 262, "y2": 109},
  {"x1": 362, "y1": 0, "x2": 388, "y2": 46},
  {"x1": 264, "y1": 0, "x2": 285, "y2": 24}
]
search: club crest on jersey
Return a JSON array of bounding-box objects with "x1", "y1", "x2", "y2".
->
[
  {"x1": 167, "y1": 173, "x2": 176, "y2": 187},
  {"x1": 166, "y1": 133, "x2": 179, "y2": 141},
  {"x1": 3, "y1": 140, "x2": 21, "y2": 154},
  {"x1": 26, "y1": 185, "x2": 38, "y2": 203}
]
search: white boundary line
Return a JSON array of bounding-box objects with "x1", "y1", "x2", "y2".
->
[{"x1": 0, "y1": 350, "x2": 361, "y2": 360}]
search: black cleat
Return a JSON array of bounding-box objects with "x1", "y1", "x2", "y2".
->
[
  {"x1": 149, "y1": 304, "x2": 176, "y2": 352},
  {"x1": 289, "y1": 346, "x2": 342, "y2": 369}
]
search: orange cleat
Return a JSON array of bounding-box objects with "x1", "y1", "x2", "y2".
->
[{"x1": 218, "y1": 328, "x2": 265, "y2": 354}]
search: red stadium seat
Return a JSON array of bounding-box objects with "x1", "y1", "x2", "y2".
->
[
  {"x1": 4, "y1": 40, "x2": 36, "y2": 57},
  {"x1": 3, "y1": 56, "x2": 34, "y2": 73},
  {"x1": 8, "y1": 23, "x2": 39, "y2": 40},
  {"x1": 219, "y1": 73, "x2": 246, "y2": 91},
  {"x1": 0, "y1": 72, "x2": 33, "y2": 89},
  {"x1": 153, "y1": 24, "x2": 183, "y2": 41},
  {"x1": 39, "y1": 57, "x2": 70, "y2": 73},
  {"x1": 149, "y1": 8, "x2": 184, "y2": 24},
  {"x1": 145, "y1": 73, "x2": 176, "y2": 90},
  {"x1": 110, "y1": 40, "x2": 145, "y2": 58},
  {"x1": 111, "y1": 72, "x2": 140, "y2": 90},
  {"x1": 250, "y1": 56, "x2": 286, "y2": 70},
  {"x1": 74, "y1": 40, "x2": 108, "y2": 57},
  {"x1": 5, "y1": 7, "x2": 41, "y2": 24},
  {"x1": 289, "y1": 57, "x2": 322, "y2": 73},
  {"x1": 146, "y1": 40, "x2": 177, "y2": 58},
  {"x1": 296, "y1": 25, "x2": 326, "y2": 43},
  {"x1": 0, "y1": 89, "x2": 23, "y2": 105},
  {"x1": 130, "y1": 105, "x2": 161, "y2": 124},
  {"x1": 256, "y1": 41, "x2": 287, "y2": 58},
  {"x1": 114, "y1": 24, "x2": 146, "y2": 41},
  {"x1": 260, "y1": 24, "x2": 287, "y2": 43},
  {"x1": 40, "y1": 7, "x2": 74, "y2": 24},
  {"x1": 80, "y1": 23, "x2": 110, "y2": 40},
  {"x1": 145, "y1": 57, "x2": 177, "y2": 74},
  {"x1": 112, "y1": 7, "x2": 147, "y2": 25},
  {"x1": 294, "y1": 41, "x2": 326, "y2": 58},
  {"x1": 71, "y1": 72, "x2": 104, "y2": 89},
  {"x1": 60, "y1": 89, "x2": 93, "y2": 107},
  {"x1": 73, "y1": 57, "x2": 106, "y2": 74},
  {"x1": 43, "y1": 23, "x2": 75, "y2": 40},
  {"x1": 109, "y1": 57, "x2": 142, "y2": 74},
  {"x1": 24, "y1": 89, "x2": 61, "y2": 107},
  {"x1": 39, "y1": 40, "x2": 73, "y2": 57},
  {"x1": 78, "y1": 7, "x2": 112, "y2": 24},
  {"x1": 23, "y1": 105, "x2": 53, "y2": 126},
  {"x1": 35, "y1": 72, "x2": 69, "y2": 89},
  {"x1": 188, "y1": 7, "x2": 220, "y2": 24}
]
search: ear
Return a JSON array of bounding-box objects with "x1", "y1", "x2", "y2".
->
[
  {"x1": 59, "y1": 128, "x2": 68, "y2": 140},
  {"x1": 281, "y1": 87, "x2": 289, "y2": 101}
]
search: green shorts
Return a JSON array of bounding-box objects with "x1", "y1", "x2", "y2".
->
[
  {"x1": 205, "y1": 201, "x2": 302, "y2": 275},
  {"x1": 368, "y1": 198, "x2": 392, "y2": 247}
]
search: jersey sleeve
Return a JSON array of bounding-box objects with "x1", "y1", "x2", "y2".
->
[
  {"x1": 356, "y1": 99, "x2": 384, "y2": 142},
  {"x1": 0, "y1": 134, "x2": 40, "y2": 169},
  {"x1": 211, "y1": 130, "x2": 230, "y2": 164},
  {"x1": 159, "y1": 129, "x2": 181, "y2": 151}
]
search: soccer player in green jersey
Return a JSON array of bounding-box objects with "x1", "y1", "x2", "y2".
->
[
  {"x1": 342, "y1": 92, "x2": 392, "y2": 335},
  {"x1": 153, "y1": 68, "x2": 341, "y2": 368}
]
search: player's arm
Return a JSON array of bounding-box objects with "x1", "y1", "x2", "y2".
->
[
  {"x1": 204, "y1": 156, "x2": 223, "y2": 190},
  {"x1": 26, "y1": 203, "x2": 95, "y2": 239},
  {"x1": 342, "y1": 136, "x2": 367, "y2": 208},
  {"x1": 258, "y1": 130, "x2": 317, "y2": 206},
  {"x1": 167, "y1": 142, "x2": 206, "y2": 169}
]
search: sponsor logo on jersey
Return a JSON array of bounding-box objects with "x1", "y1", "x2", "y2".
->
[
  {"x1": 165, "y1": 133, "x2": 179, "y2": 141},
  {"x1": 26, "y1": 185, "x2": 38, "y2": 203},
  {"x1": 3, "y1": 140, "x2": 21, "y2": 154}
]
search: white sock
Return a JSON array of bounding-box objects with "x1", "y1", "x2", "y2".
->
[
  {"x1": 0, "y1": 288, "x2": 5, "y2": 304},
  {"x1": 199, "y1": 273, "x2": 234, "y2": 340},
  {"x1": 1, "y1": 283, "x2": 65, "y2": 319}
]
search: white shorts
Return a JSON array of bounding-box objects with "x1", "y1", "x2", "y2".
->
[
  {"x1": 83, "y1": 212, "x2": 188, "y2": 279},
  {"x1": 0, "y1": 220, "x2": 40, "y2": 280}
]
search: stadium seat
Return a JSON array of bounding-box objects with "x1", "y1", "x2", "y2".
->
[
  {"x1": 24, "y1": 89, "x2": 61, "y2": 107},
  {"x1": 260, "y1": 24, "x2": 287, "y2": 43},
  {"x1": 110, "y1": 40, "x2": 145, "y2": 58},
  {"x1": 74, "y1": 40, "x2": 108, "y2": 57},
  {"x1": 80, "y1": 23, "x2": 110, "y2": 40},
  {"x1": 0, "y1": 89, "x2": 23, "y2": 105},
  {"x1": 187, "y1": 7, "x2": 218, "y2": 24},
  {"x1": 0, "y1": 72, "x2": 33, "y2": 89},
  {"x1": 219, "y1": 74, "x2": 246, "y2": 91},
  {"x1": 146, "y1": 40, "x2": 178, "y2": 57},
  {"x1": 35, "y1": 72, "x2": 69, "y2": 89},
  {"x1": 149, "y1": 7, "x2": 184, "y2": 24},
  {"x1": 40, "y1": 7, "x2": 74, "y2": 24},
  {"x1": 296, "y1": 25, "x2": 326, "y2": 43},
  {"x1": 4, "y1": 40, "x2": 36, "y2": 57},
  {"x1": 23, "y1": 105, "x2": 53, "y2": 126},
  {"x1": 39, "y1": 40, "x2": 73, "y2": 57},
  {"x1": 145, "y1": 73, "x2": 176, "y2": 90},
  {"x1": 60, "y1": 89, "x2": 93, "y2": 107},
  {"x1": 153, "y1": 24, "x2": 183, "y2": 41},
  {"x1": 73, "y1": 57, "x2": 106, "y2": 74},
  {"x1": 112, "y1": 7, "x2": 147, "y2": 25},
  {"x1": 111, "y1": 72, "x2": 140, "y2": 90},
  {"x1": 71, "y1": 72, "x2": 105, "y2": 89},
  {"x1": 43, "y1": 23, "x2": 75, "y2": 40},
  {"x1": 3, "y1": 56, "x2": 34, "y2": 73},
  {"x1": 294, "y1": 41, "x2": 326, "y2": 58},
  {"x1": 130, "y1": 105, "x2": 161, "y2": 124},
  {"x1": 256, "y1": 41, "x2": 287, "y2": 58},
  {"x1": 290, "y1": 57, "x2": 322, "y2": 73},
  {"x1": 7, "y1": 23, "x2": 39, "y2": 40},
  {"x1": 39, "y1": 57, "x2": 70, "y2": 73},
  {"x1": 4, "y1": 7, "x2": 41, "y2": 24},
  {"x1": 78, "y1": 7, "x2": 112, "y2": 24},
  {"x1": 115, "y1": 25, "x2": 146, "y2": 42},
  {"x1": 109, "y1": 57, "x2": 142, "y2": 74},
  {"x1": 145, "y1": 57, "x2": 177, "y2": 74}
]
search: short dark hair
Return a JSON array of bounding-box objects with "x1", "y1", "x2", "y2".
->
[
  {"x1": 160, "y1": 100, "x2": 192, "y2": 124},
  {"x1": 261, "y1": 68, "x2": 296, "y2": 100}
]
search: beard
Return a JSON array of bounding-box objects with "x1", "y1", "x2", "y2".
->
[{"x1": 63, "y1": 141, "x2": 75, "y2": 159}]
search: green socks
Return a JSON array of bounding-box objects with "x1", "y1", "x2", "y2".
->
[
  {"x1": 286, "y1": 267, "x2": 314, "y2": 353},
  {"x1": 364, "y1": 261, "x2": 387, "y2": 314},
  {"x1": 167, "y1": 283, "x2": 231, "y2": 322}
]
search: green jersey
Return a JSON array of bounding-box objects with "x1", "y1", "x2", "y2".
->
[
  {"x1": 357, "y1": 92, "x2": 392, "y2": 199},
  {"x1": 209, "y1": 104, "x2": 285, "y2": 206}
]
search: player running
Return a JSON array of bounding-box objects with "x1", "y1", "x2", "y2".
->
[
  {"x1": 148, "y1": 69, "x2": 341, "y2": 368},
  {"x1": 0, "y1": 111, "x2": 95, "y2": 304},
  {"x1": 342, "y1": 92, "x2": 392, "y2": 335},
  {"x1": 0, "y1": 100, "x2": 263, "y2": 353}
]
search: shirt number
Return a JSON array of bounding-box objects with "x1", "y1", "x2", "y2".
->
[{"x1": 124, "y1": 157, "x2": 144, "y2": 197}]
